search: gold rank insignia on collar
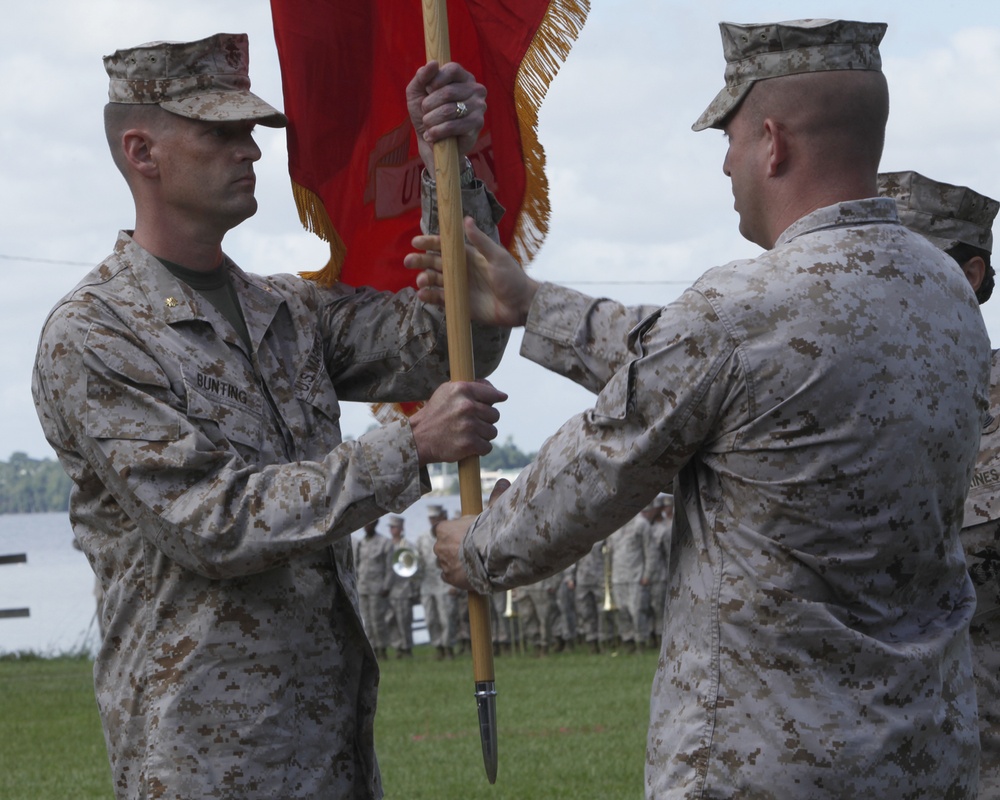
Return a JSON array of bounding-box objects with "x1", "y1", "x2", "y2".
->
[{"x1": 165, "y1": 297, "x2": 179, "y2": 308}]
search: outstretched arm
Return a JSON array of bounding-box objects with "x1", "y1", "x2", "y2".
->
[
  {"x1": 434, "y1": 479, "x2": 511, "y2": 590},
  {"x1": 405, "y1": 218, "x2": 540, "y2": 328}
]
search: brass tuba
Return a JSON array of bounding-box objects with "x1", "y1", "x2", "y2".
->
[{"x1": 392, "y1": 546, "x2": 419, "y2": 578}]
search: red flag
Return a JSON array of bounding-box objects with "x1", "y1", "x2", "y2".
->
[{"x1": 269, "y1": 0, "x2": 590, "y2": 292}]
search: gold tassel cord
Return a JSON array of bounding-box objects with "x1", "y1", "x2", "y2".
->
[{"x1": 292, "y1": 181, "x2": 348, "y2": 287}]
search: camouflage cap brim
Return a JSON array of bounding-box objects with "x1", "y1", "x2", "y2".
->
[
  {"x1": 160, "y1": 90, "x2": 287, "y2": 128},
  {"x1": 692, "y1": 83, "x2": 752, "y2": 132},
  {"x1": 894, "y1": 211, "x2": 988, "y2": 255},
  {"x1": 906, "y1": 229, "x2": 961, "y2": 253}
]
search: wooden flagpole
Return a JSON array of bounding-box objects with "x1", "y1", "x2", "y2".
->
[{"x1": 421, "y1": 0, "x2": 499, "y2": 784}]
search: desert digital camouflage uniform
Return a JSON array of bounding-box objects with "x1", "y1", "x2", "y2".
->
[
  {"x1": 573, "y1": 540, "x2": 610, "y2": 649},
  {"x1": 964, "y1": 358, "x2": 1000, "y2": 795},
  {"x1": 354, "y1": 524, "x2": 395, "y2": 654},
  {"x1": 489, "y1": 586, "x2": 513, "y2": 651},
  {"x1": 460, "y1": 198, "x2": 989, "y2": 797},
  {"x1": 552, "y1": 564, "x2": 577, "y2": 649},
  {"x1": 37, "y1": 31, "x2": 508, "y2": 800},
  {"x1": 32, "y1": 229, "x2": 506, "y2": 799},
  {"x1": 516, "y1": 572, "x2": 561, "y2": 653},
  {"x1": 416, "y1": 512, "x2": 458, "y2": 654},
  {"x1": 608, "y1": 512, "x2": 651, "y2": 646},
  {"x1": 645, "y1": 497, "x2": 672, "y2": 641},
  {"x1": 880, "y1": 170, "x2": 1000, "y2": 796},
  {"x1": 454, "y1": 587, "x2": 472, "y2": 654},
  {"x1": 386, "y1": 518, "x2": 418, "y2": 655}
]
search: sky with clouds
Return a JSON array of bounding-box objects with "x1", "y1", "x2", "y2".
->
[{"x1": 3, "y1": 1, "x2": 1000, "y2": 461}]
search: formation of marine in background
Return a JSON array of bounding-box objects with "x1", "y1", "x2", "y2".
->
[{"x1": 355, "y1": 495, "x2": 675, "y2": 658}]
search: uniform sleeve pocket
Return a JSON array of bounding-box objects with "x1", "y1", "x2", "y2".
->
[
  {"x1": 593, "y1": 362, "x2": 636, "y2": 422},
  {"x1": 85, "y1": 373, "x2": 180, "y2": 441},
  {"x1": 593, "y1": 310, "x2": 659, "y2": 423},
  {"x1": 82, "y1": 326, "x2": 181, "y2": 442}
]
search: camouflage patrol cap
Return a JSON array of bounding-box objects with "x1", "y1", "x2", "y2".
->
[
  {"x1": 388, "y1": 515, "x2": 405, "y2": 527},
  {"x1": 104, "y1": 33, "x2": 287, "y2": 127},
  {"x1": 878, "y1": 171, "x2": 998, "y2": 254},
  {"x1": 692, "y1": 19, "x2": 887, "y2": 132},
  {"x1": 427, "y1": 504, "x2": 446, "y2": 519}
]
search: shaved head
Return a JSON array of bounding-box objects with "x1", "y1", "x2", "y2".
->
[
  {"x1": 741, "y1": 69, "x2": 889, "y2": 175},
  {"x1": 103, "y1": 103, "x2": 181, "y2": 180}
]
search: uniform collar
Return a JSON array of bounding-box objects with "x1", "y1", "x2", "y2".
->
[
  {"x1": 775, "y1": 197, "x2": 900, "y2": 249},
  {"x1": 112, "y1": 230, "x2": 284, "y2": 349}
]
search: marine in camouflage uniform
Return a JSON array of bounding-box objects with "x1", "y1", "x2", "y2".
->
[
  {"x1": 385, "y1": 515, "x2": 418, "y2": 658},
  {"x1": 427, "y1": 19, "x2": 989, "y2": 798},
  {"x1": 489, "y1": 585, "x2": 513, "y2": 654},
  {"x1": 416, "y1": 504, "x2": 458, "y2": 658},
  {"x1": 354, "y1": 519, "x2": 394, "y2": 658},
  {"x1": 643, "y1": 495, "x2": 672, "y2": 647},
  {"x1": 453, "y1": 586, "x2": 472, "y2": 655},
  {"x1": 880, "y1": 170, "x2": 1000, "y2": 797},
  {"x1": 516, "y1": 572, "x2": 561, "y2": 655},
  {"x1": 608, "y1": 508, "x2": 654, "y2": 651},
  {"x1": 32, "y1": 34, "x2": 508, "y2": 800},
  {"x1": 573, "y1": 540, "x2": 610, "y2": 652},
  {"x1": 552, "y1": 564, "x2": 577, "y2": 651}
]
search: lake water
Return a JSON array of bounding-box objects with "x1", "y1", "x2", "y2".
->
[
  {"x1": 0, "y1": 512, "x2": 97, "y2": 656},
  {"x1": 0, "y1": 496, "x2": 466, "y2": 657}
]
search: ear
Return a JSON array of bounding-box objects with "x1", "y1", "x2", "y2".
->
[
  {"x1": 962, "y1": 255, "x2": 987, "y2": 293},
  {"x1": 121, "y1": 128, "x2": 159, "y2": 178},
  {"x1": 762, "y1": 118, "x2": 788, "y2": 177}
]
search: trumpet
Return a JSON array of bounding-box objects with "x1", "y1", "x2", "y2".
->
[
  {"x1": 392, "y1": 546, "x2": 419, "y2": 578},
  {"x1": 601, "y1": 542, "x2": 615, "y2": 612}
]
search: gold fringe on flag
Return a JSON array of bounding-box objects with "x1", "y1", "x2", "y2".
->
[
  {"x1": 509, "y1": 0, "x2": 590, "y2": 268},
  {"x1": 292, "y1": 181, "x2": 349, "y2": 288}
]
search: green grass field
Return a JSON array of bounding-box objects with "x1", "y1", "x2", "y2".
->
[{"x1": 0, "y1": 645, "x2": 656, "y2": 799}]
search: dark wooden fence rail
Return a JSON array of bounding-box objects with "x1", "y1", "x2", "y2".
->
[{"x1": 0, "y1": 552, "x2": 30, "y2": 618}]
